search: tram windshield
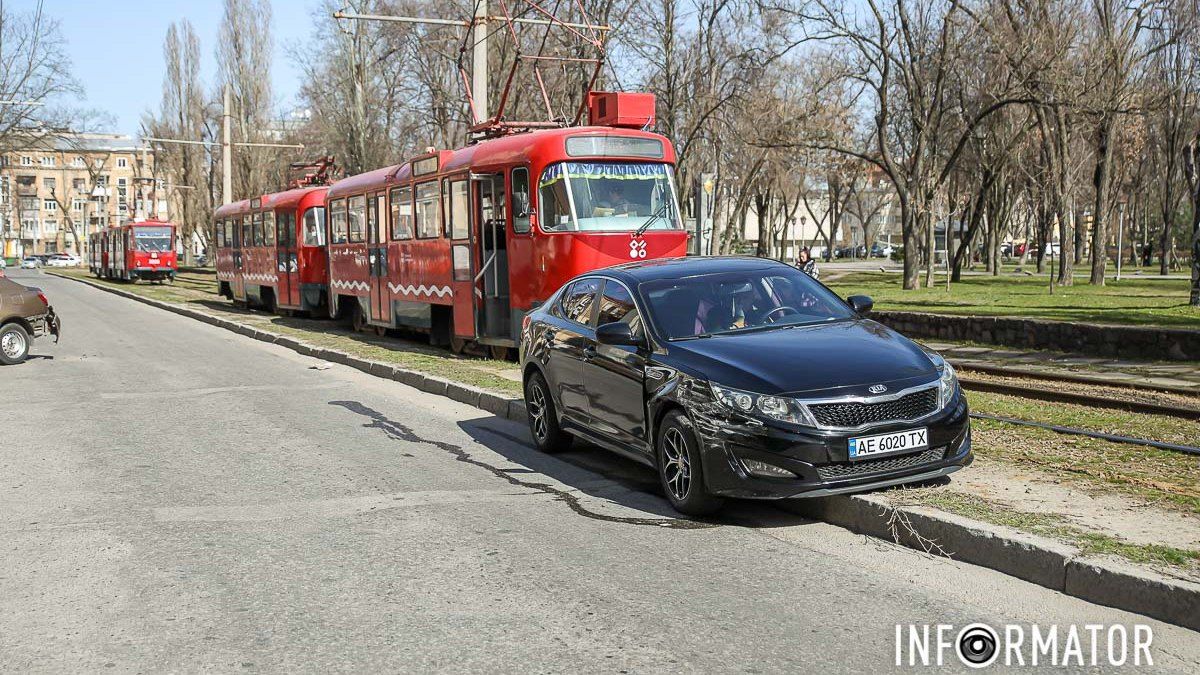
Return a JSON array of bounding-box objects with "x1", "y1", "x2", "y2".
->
[
  {"x1": 133, "y1": 226, "x2": 173, "y2": 253},
  {"x1": 538, "y1": 162, "x2": 683, "y2": 232}
]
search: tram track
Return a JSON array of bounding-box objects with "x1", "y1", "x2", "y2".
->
[{"x1": 957, "y1": 375, "x2": 1200, "y2": 421}]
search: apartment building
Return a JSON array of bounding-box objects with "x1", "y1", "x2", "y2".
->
[{"x1": 0, "y1": 132, "x2": 165, "y2": 259}]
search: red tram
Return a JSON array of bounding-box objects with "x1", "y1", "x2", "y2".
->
[
  {"x1": 213, "y1": 185, "x2": 329, "y2": 313},
  {"x1": 89, "y1": 220, "x2": 178, "y2": 282},
  {"x1": 212, "y1": 92, "x2": 688, "y2": 356}
]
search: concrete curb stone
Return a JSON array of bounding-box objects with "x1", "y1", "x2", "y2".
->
[{"x1": 49, "y1": 271, "x2": 1200, "y2": 633}]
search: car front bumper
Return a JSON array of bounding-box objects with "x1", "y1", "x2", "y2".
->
[{"x1": 691, "y1": 396, "x2": 973, "y2": 499}]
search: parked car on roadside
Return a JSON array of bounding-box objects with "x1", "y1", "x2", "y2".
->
[
  {"x1": 0, "y1": 274, "x2": 61, "y2": 365},
  {"x1": 20, "y1": 257, "x2": 42, "y2": 269},
  {"x1": 519, "y1": 257, "x2": 971, "y2": 516},
  {"x1": 870, "y1": 242, "x2": 894, "y2": 258},
  {"x1": 45, "y1": 254, "x2": 81, "y2": 268}
]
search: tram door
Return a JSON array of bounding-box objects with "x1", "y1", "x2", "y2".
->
[
  {"x1": 367, "y1": 192, "x2": 389, "y2": 323},
  {"x1": 472, "y1": 174, "x2": 510, "y2": 340},
  {"x1": 277, "y1": 209, "x2": 300, "y2": 308},
  {"x1": 233, "y1": 216, "x2": 247, "y2": 301}
]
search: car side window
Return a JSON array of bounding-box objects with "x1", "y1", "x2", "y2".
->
[
  {"x1": 597, "y1": 280, "x2": 643, "y2": 338},
  {"x1": 561, "y1": 278, "x2": 601, "y2": 326}
]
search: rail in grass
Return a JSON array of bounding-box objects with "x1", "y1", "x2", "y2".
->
[
  {"x1": 214, "y1": 93, "x2": 688, "y2": 358},
  {"x1": 88, "y1": 220, "x2": 179, "y2": 283}
]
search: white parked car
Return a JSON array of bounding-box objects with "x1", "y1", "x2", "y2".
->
[
  {"x1": 20, "y1": 257, "x2": 41, "y2": 269},
  {"x1": 45, "y1": 254, "x2": 81, "y2": 267}
]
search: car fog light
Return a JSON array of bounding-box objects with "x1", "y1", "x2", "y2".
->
[{"x1": 741, "y1": 459, "x2": 797, "y2": 479}]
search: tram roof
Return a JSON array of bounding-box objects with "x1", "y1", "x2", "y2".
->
[{"x1": 326, "y1": 126, "x2": 676, "y2": 199}]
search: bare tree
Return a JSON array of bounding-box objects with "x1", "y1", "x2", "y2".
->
[{"x1": 217, "y1": 0, "x2": 276, "y2": 199}]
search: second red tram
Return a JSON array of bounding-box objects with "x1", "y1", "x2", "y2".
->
[
  {"x1": 323, "y1": 117, "x2": 687, "y2": 353},
  {"x1": 89, "y1": 220, "x2": 178, "y2": 282},
  {"x1": 213, "y1": 186, "x2": 329, "y2": 313}
]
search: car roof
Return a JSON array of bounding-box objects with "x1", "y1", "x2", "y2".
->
[{"x1": 595, "y1": 256, "x2": 792, "y2": 285}]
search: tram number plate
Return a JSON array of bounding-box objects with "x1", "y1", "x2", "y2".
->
[{"x1": 848, "y1": 428, "x2": 927, "y2": 461}]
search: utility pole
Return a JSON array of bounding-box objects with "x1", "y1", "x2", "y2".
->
[
  {"x1": 472, "y1": 0, "x2": 488, "y2": 123},
  {"x1": 222, "y1": 84, "x2": 233, "y2": 206}
]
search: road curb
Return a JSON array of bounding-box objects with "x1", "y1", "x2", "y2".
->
[{"x1": 50, "y1": 272, "x2": 1200, "y2": 633}]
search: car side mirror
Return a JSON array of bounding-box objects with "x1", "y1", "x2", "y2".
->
[
  {"x1": 847, "y1": 295, "x2": 874, "y2": 314},
  {"x1": 596, "y1": 321, "x2": 642, "y2": 347}
]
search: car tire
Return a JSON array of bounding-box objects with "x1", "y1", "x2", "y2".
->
[
  {"x1": 656, "y1": 410, "x2": 724, "y2": 516},
  {"x1": 0, "y1": 323, "x2": 31, "y2": 365},
  {"x1": 525, "y1": 371, "x2": 572, "y2": 453}
]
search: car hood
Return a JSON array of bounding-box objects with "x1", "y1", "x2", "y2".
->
[{"x1": 661, "y1": 319, "x2": 938, "y2": 396}]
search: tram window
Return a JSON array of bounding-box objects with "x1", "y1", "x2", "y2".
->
[
  {"x1": 242, "y1": 216, "x2": 252, "y2": 248},
  {"x1": 276, "y1": 212, "x2": 289, "y2": 246},
  {"x1": 390, "y1": 186, "x2": 412, "y2": 240},
  {"x1": 511, "y1": 168, "x2": 530, "y2": 233},
  {"x1": 228, "y1": 219, "x2": 236, "y2": 248},
  {"x1": 263, "y1": 211, "x2": 276, "y2": 247},
  {"x1": 368, "y1": 194, "x2": 384, "y2": 243},
  {"x1": 539, "y1": 171, "x2": 572, "y2": 231},
  {"x1": 253, "y1": 212, "x2": 264, "y2": 246},
  {"x1": 303, "y1": 207, "x2": 326, "y2": 246},
  {"x1": 448, "y1": 180, "x2": 468, "y2": 240},
  {"x1": 348, "y1": 195, "x2": 366, "y2": 243},
  {"x1": 415, "y1": 182, "x2": 440, "y2": 238},
  {"x1": 330, "y1": 199, "x2": 348, "y2": 243},
  {"x1": 216, "y1": 221, "x2": 225, "y2": 248}
]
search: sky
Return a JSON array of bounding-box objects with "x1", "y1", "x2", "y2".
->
[{"x1": 14, "y1": 0, "x2": 318, "y2": 137}]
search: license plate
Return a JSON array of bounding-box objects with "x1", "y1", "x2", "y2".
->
[{"x1": 848, "y1": 427, "x2": 928, "y2": 460}]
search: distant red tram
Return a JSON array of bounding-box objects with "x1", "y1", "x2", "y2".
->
[
  {"x1": 213, "y1": 186, "x2": 329, "y2": 313},
  {"x1": 88, "y1": 220, "x2": 178, "y2": 282}
]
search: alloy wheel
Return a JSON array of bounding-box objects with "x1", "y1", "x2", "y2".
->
[
  {"x1": 528, "y1": 381, "x2": 548, "y2": 443},
  {"x1": 662, "y1": 427, "x2": 691, "y2": 501}
]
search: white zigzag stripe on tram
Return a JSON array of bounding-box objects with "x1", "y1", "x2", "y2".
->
[
  {"x1": 387, "y1": 283, "x2": 453, "y2": 298},
  {"x1": 330, "y1": 278, "x2": 370, "y2": 292}
]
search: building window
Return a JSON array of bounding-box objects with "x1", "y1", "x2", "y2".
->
[
  {"x1": 72, "y1": 198, "x2": 86, "y2": 212},
  {"x1": 44, "y1": 219, "x2": 58, "y2": 233},
  {"x1": 20, "y1": 156, "x2": 32, "y2": 166},
  {"x1": 73, "y1": 178, "x2": 86, "y2": 191},
  {"x1": 40, "y1": 156, "x2": 55, "y2": 167},
  {"x1": 44, "y1": 177, "x2": 56, "y2": 191},
  {"x1": 0, "y1": 156, "x2": 8, "y2": 167},
  {"x1": 116, "y1": 157, "x2": 128, "y2": 168},
  {"x1": 43, "y1": 199, "x2": 58, "y2": 212},
  {"x1": 72, "y1": 157, "x2": 85, "y2": 168}
]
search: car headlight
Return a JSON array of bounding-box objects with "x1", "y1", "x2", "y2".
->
[
  {"x1": 709, "y1": 383, "x2": 818, "y2": 427},
  {"x1": 938, "y1": 362, "x2": 959, "y2": 408}
]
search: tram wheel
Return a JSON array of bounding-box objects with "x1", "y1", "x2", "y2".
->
[
  {"x1": 449, "y1": 337, "x2": 468, "y2": 355},
  {"x1": 489, "y1": 345, "x2": 512, "y2": 361},
  {"x1": 373, "y1": 325, "x2": 387, "y2": 337},
  {"x1": 351, "y1": 303, "x2": 368, "y2": 333}
]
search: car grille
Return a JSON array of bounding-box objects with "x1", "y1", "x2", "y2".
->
[
  {"x1": 808, "y1": 387, "x2": 938, "y2": 429},
  {"x1": 816, "y1": 446, "x2": 947, "y2": 481}
]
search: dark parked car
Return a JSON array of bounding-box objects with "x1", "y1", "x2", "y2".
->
[
  {"x1": 0, "y1": 273, "x2": 60, "y2": 364},
  {"x1": 519, "y1": 257, "x2": 971, "y2": 515}
]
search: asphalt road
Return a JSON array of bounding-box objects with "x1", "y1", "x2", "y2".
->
[{"x1": 3, "y1": 269, "x2": 1198, "y2": 673}]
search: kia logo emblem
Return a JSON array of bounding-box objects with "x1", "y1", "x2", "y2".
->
[{"x1": 869, "y1": 384, "x2": 888, "y2": 394}]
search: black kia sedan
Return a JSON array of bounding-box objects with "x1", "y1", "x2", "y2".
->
[{"x1": 519, "y1": 257, "x2": 972, "y2": 516}]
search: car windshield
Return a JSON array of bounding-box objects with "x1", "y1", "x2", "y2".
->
[
  {"x1": 133, "y1": 226, "x2": 173, "y2": 252},
  {"x1": 538, "y1": 162, "x2": 682, "y2": 232},
  {"x1": 641, "y1": 266, "x2": 857, "y2": 340}
]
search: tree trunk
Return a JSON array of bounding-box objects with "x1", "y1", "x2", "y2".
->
[
  {"x1": 1090, "y1": 116, "x2": 1115, "y2": 285},
  {"x1": 900, "y1": 199, "x2": 920, "y2": 290}
]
